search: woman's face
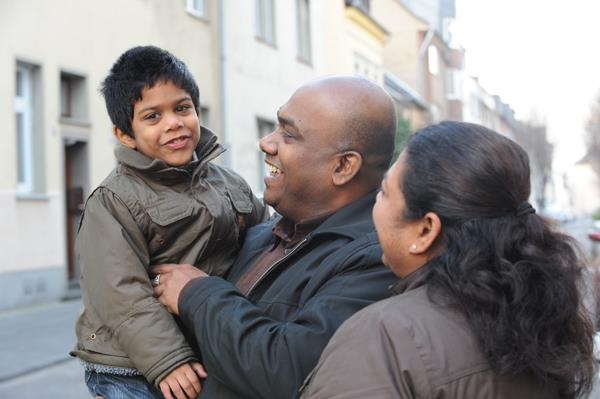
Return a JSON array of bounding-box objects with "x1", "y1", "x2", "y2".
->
[{"x1": 373, "y1": 152, "x2": 425, "y2": 278}]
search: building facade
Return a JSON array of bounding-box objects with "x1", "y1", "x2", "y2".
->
[
  {"x1": 2, "y1": 0, "x2": 218, "y2": 310},
  {"x1": 0, "y1": 0, "x2": 389, "y2": 310},
  {"x1": 2, "y1": 0, "x2": 530, "y2": 311}
]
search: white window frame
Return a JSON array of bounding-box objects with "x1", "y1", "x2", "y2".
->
[
  {"x1": 15, "y1": 64, "x2": 34, "y2": 194},
  {"x1": 255, "y1": 0, "x2": 276, "y2": 45},
  {"x1": 257, "y1": 118, "x2": 275, "y2": 191},
  {"x1": 186, "y1": 0, "x2": 207, "y2": 18},
  {"x1": 296, "y1": 0, "x2": 312, "y2": 63}
]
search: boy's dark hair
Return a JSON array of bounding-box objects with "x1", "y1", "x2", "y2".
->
[{"x1": 101, "y1": 45, "x2": 200, "y2": 137}]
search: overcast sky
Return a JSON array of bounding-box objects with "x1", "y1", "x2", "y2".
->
[{"x1": 453, "y1": 0, "x2": 600, "y2": 172}]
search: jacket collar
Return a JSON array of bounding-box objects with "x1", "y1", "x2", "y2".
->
[
  {"x1": 390, "y1": 262, "x2": 432, "y2": 295},
  {"x1": 114, "y1": 126, "x2": 225, "y2": 180},
  {"x1": 308, "y1": 190, "x2": 378, "y2": 240},
  {"x1": 241, "y1": 190, "x2": 378, "y2": 258},
  {"x1": 263, "y1": 191, "x2": 378, "y2": 242}
]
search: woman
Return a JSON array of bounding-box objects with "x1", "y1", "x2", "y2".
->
[{"x1": 301, "y1": 121, "x2": 597, "y2": 398}]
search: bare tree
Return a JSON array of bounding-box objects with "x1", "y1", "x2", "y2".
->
[
  {"x1": 513, "y1": 121, "x2": 554, "y2": 210},
  {"x1": 584, "y1": 90, "x2": 600, "y2": 176}
]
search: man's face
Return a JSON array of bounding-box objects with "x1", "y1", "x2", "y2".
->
[
  {"x1": 117, "y1": 81, "x2": 200, "y2": 166},
  {"x1": 259, "y1": 86, "x2": 342, "y2": 222}
]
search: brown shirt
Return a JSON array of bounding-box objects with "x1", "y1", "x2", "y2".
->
[{"x1": 235, "y1": 214, "x2": 330, "y2": 296}]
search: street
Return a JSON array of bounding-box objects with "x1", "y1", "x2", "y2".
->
[
  {"x1": 0, "y1": 359, "x2": 89, "y2": 398},
  {"x1": 0, "y1": 298, "x2": 89, "y2": 398}
]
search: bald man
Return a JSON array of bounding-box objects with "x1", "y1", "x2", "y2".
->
[{"x1": 152, "y1": 76, "x2": 399, "y2": 399}]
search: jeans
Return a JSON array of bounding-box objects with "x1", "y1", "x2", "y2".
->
[{"x1": 85, "y1": 370, "x2": 163, "y2": 399}]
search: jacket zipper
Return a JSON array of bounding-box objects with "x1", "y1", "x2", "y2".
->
[{"x1": 246, "y1": 236, "x2": 309, "y2": 296}]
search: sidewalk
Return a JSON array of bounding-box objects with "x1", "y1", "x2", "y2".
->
[{"x1": 0, "y1": 298, "x2": 82, "y2": 382}]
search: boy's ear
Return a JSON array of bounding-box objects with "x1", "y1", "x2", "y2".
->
[
  {"x1": 114, "y1": 126, "x2": 136, "y2": 149},
  {"x1": 332, "y1": 151, "x2": 362, "y2": 186}
]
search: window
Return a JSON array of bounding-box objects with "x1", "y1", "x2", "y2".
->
[
  {"x1": 186, "y1": 0, "x2": 207, "y2": 18},
  {"x1": 15, "y1": 62, "x2": 41, "y2": 194},
  {"x1": 255, "y1": 0, "x2": 276, "y2": 45},
  {"x1": 257, "y1": 118, "x2": 275, "y2": 191},
  {"x1": 346, "y1": 0, "x2": 370, "y2": 14},
  {"x1": 428, "y1": 45, "x2": 439, "y2": 75},
  {"x1": 353, "y1": 52, "x2": 381, "y2": 83},
  {"x1": 446, "y1": 70, "x2": 462, "y2": 99},
  {"x1": 60, "y1": 72, "x2": 87, "y2": 120},
  {"x1": 200, "y1": 106, "x2": 210, "y2": 129},
  {"x1": 296, "y1": 0, "x2": 312, "y2": 63}
]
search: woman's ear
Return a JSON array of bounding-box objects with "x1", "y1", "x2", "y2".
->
[
  {"x1": 114, "y1": 126, "x2": 136, "y2": 149},
  {"x1": 410, "y1": 212, "x2": 442, "y2": 255},
  {"x1": 332, "y1": 151, "x2": 362, "y2": 186}
]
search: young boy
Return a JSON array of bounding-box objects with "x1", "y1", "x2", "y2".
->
[{"x1": 71, "y1": 46, "x2": 267, "y2": 399}]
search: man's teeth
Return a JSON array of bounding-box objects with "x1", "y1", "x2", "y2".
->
[{"x1": 268, "y1": 164, "x2": 281, "y2": 175}]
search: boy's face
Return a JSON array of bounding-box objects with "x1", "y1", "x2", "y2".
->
[{"x1": 115, "y1": 81, "x2": 200, "y2": 167}]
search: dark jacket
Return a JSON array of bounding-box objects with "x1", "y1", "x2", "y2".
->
[
  {"x1": 71, "y1": 127, "x2": 266, "y2": 386},
  {"x1": 300, "y1": 264, "x2": 560, "y2": 399},
  {"x1": 177, "y1": 191, "x2": 398, "y2": 398}
]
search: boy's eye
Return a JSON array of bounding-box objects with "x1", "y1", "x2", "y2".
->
[
  {"x1": 176, "y1": 104, "x2": 192, "y2": 112},
  {"x1": 144, "y1": 112, "x2": 159, "y2": 121}
]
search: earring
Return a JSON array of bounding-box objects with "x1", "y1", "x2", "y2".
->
[{"x1": 409, "y1": 244, "x2": 417, "y2": 253}]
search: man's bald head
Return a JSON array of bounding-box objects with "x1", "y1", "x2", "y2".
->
[{"x1": 296, "y1": 76, "x2": 397, "y2": 187}]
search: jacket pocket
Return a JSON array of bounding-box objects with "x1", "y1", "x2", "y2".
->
[
  {"x1": 146, "y1": 200, "x2": 196, "y2": 254},
  {"x1": 77, "y1": 311, "x2": 128, "y2": 358},
  {"x1": 146, "y1": 199, "x2": 194, "y2": 227},
  {"x1": 225, "y1": 186, "x2": 255, "y2": 240},
  {"x1": 226, "y1": 186, "x2": 253, "y2": 214}
]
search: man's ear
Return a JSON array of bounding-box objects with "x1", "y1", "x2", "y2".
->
[
  {"x1": 332, "y1": 151, "x2": 362, "y2": 186},
  {"x1": 410, "y1": 212, "x2": 442, "y2": 255},
  {"x1": 114, "y1": 126, "x2": 136, "y2": 149}
]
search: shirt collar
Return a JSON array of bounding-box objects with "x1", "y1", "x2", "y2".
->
[{"x1": 272, "y1": 213, "x2": 333, "y2": 247}]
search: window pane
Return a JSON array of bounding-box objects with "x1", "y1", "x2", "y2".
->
[
  {"x1": 257, "y1": 119, "x2": 275, "y2": 191},
  {"x1": 16, "y1": 113, "x2": 25, "y2": 183},
  {"x1": 61, "y1": 77, "x2": 71, "y2": 117},
  {"x1": 297, "y1": 0, "x2": 311, "y2": 62},
  {"x1": 256, "y1": 0, "x2": 275, "y2": 44},
  {"x1": 16, "y1": 69, "x2": 23, "y2": 96}
]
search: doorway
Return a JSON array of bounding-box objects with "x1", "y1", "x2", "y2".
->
[{"x1": 64, "y1": 139, "x2": 88, "y2": 289}]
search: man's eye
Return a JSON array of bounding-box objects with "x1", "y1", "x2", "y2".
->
[{"x1": 144, "y1": 113, "x2": 159, "y2": 120}]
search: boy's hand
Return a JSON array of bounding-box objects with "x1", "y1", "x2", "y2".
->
[
  {"x1": 151, "y1": 264, "x2": 209, "y2": 315},
  {"x1": 159, "y1": 361, "x2": 208, "y2": 399}
]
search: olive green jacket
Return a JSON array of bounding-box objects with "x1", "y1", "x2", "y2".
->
[{"x1": 71, "y1": 127, "x2": 267, "y2": 386}]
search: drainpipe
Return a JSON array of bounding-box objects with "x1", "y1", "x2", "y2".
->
[
  {"x1": 218, "y1": 0, "x2": 230, "y2": 167},
  {"x1": 417, "y1": 28, "x2": 435, "y2": 105}
]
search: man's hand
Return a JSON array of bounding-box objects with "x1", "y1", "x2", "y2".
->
[
  {"x1": 159, "y1": 361, "x2": 208, "y2": 399},
  {"x1": 151, "y1": 264, "x2": 209, "y2": 315}
]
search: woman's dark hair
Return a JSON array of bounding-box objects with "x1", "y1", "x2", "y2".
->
[
  {"x1": 401, "y1": 121, "x2": 596, "y2": 398},
  {"x1": 101, "y1": 45, "x2": 200, "y2": 137}
]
